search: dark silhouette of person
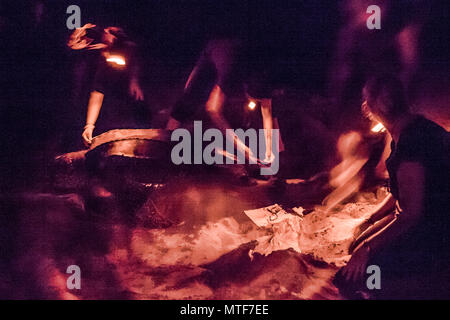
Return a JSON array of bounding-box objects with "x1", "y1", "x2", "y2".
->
[
  {"x1": 329, "y1": 0, "x2": 428, "y2": 126},
  {"x1": 335, "y1": 75, "x2": 450, "y2": 299},
  {"x1": 67, "y1": 24, "x2": 148, "y2": 146}
]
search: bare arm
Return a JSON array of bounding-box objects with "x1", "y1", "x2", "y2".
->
[
  {"x1": 206, "y1": 85, "x2": 243, "y2": 152},
  {"x1": 349, "y1": 193, "x2": 396, "y2": 252},
  {"x1": 86, "y1": 91, "x2": 104, "y2": 126},
  {"x1": 205, "y1": 85, "x2": 228, "y2": 132},
  {"x1": 343, "y1": 162, "x2": 425, "y2": 281},
  {"x1": 206, "y1": 85, "x2": 259, "y2": 163},
  {"x1": 367, "y1": 193, "x2": 396, "y2": 224},
  {"x1": 260, "y1": 99, "x2": 273, "y2": 160},
  {"x1": 82, "y1": 91, "x2": 104, "y2": 146},
  {"x1": 129, "y1": 61, "x2": 144, "y2": 101},
  {"x1": 366, "y1": 162, "x2": 425, "y2": 254}
]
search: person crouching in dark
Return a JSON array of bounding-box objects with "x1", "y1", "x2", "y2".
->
[
  {"x1": 166, "y1": 39, "x2": 279, "y2": 184},
  {"x1": 67, "y1": 24, "x2": 151, "y2": 217},
  {"x1": 68, "y1": 24, "x2": 148, "y2": 146},
  {"x1": 335, "y1": 75, "x2": 450, "y2": 299}
]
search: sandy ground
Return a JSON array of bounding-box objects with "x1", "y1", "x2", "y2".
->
[{"x1": 0, "y1": 170, "x2": 387, "y2": 300}]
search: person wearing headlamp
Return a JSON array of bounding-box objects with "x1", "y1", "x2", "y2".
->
[
  {"x1": 68, "y1": 24, "x2": 148, "y2": 146},
  {"x1": 335, "y1": 75, "x2": 450, "y2": 299},
  {"x1": 165, "y1": 39, "x2": 284, "y2": 182}
]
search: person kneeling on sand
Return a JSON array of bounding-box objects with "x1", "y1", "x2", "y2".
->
[{"x1": 335, "y1": 75, "x2": 450, "y2": 299}]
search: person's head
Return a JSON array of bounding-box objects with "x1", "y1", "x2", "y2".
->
[
  {"x1": 362, "y1": 75, "x2": 409, "y2": 128},
  {"x1": 67, "y1": 24, "x2": 128, "y2": 51},
  {"x1": 67, "y1": 24, "x2": 104, "y2": 50},
  {"x1": 102, "y1": 27, "x2": 128, "y2": 47}
]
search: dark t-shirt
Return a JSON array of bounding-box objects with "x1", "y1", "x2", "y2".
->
[
  {"x1": 91, "y1": 45, "x2": 150, "y2": 132},
  {"x1": 93, "y1": 59, "x2": 130, "y2": 98},
  {"x1": 367, "y1": 116, "x2": 450, "y2": 279},
  {"x1": 386, "y1": 116, "x2": 450, "y2": 246},
  {"x1": 92, "y1": 43, "x2": 137, "y2": 98}
]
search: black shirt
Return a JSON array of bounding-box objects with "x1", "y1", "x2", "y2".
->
[
  {"x1": 386, "y1": 116, "x2": 450, "y2": 244},
  {"x1": 92, "y1": 43, "x2": 137, "y2": 99},
  {"x1": 91, "y1": 44, "x2": 150, "y2": 132}
]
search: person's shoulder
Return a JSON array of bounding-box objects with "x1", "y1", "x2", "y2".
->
[
  {"x1": 404, "y1": 116, "x2": 446, "y2": 139},
  {"x1": 398, "y1": 116, "x2": 449, "y2": 161}
]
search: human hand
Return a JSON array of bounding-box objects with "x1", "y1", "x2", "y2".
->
[
  {"x1": 263, "y1": 151, "x2": 275, "y2": 164},
  {"x1": 82, "y1": 124, "x2": 95, "y2": 147},
  {"x1": 130, "y1": 80, "x2": 144, "y2": 101}
]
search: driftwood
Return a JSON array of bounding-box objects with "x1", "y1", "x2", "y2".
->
[{"x1": 88, "y1": 129, "x2": 171, "y2": 159}]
